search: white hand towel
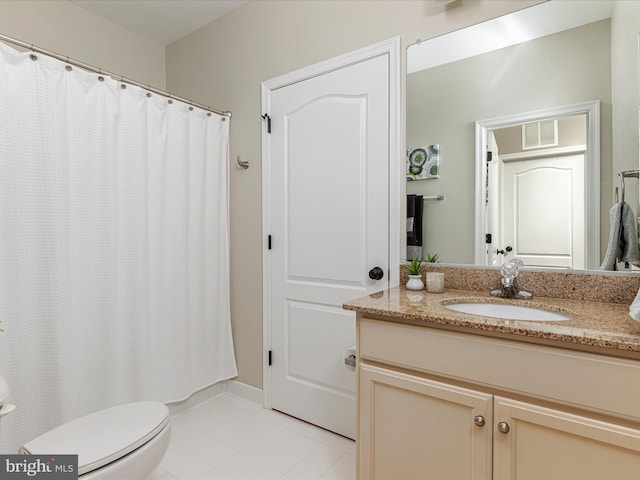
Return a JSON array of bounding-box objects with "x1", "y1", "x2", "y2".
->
[{"x1": 629, "y1": 288, "x2": 640, "y2": 322}]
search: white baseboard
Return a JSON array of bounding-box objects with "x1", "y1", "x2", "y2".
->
[
  {"x1": 167, "y1": 382, "x2": 225, "y2": 416},
  {"x1": 167, "y1": 380, "x2": 264, "y2": 416},
  {"x1": 224, "y1": 380, "x2": 263, "y2": 406}
]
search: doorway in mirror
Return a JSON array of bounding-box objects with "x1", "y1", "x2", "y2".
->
[
  {"x1": 487, "y1": 127, "x2": 586, "y2": 269},
  {"x1": 475, "y1": 102, "x2": 600, "y2": 270}
]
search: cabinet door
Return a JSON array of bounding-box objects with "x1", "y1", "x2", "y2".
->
[
  {"x1": 494, "y1": 396, "x2": 640, "y2": 479},
  {"x1": 358, "y1": 363, "x2": 492, "y2": 479}
]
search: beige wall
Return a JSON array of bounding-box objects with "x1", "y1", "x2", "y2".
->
[
  {"x1": 0, "y1": 0, "x2": 165, "y2": 89},
  {"x1": 165, "y1": 0, "x2": 542, "y2": 389},
  {"x1": 611, "y1": 0, "x2": 640, "y2": 220},
  {"x1": 407, "y1": 20, "x2": 612, "y2": 265}
]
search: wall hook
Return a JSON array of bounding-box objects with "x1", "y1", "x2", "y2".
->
[{"x1": 237, "y1": 155, "x2": 249, "y2": 169}]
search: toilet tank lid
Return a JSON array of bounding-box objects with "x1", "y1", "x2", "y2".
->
[{"x1": 20, "y1": 401, "x2": 169, "y2": 476}]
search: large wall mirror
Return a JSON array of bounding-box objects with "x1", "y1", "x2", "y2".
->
[{"x1": 406, "y1": 0, "x2": 640, "y2": 272}]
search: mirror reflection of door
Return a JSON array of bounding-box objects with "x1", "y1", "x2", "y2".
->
[
  {"x1": 486, "y1": 132, "x2": 501, "y2": 266},
  {"x1": 486, "y1": 115, "x2": 587, "y2": 269}
]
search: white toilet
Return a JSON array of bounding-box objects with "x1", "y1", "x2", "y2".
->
[{"x1": 1, "y1": 375, "x2": 171, "y2": 480}]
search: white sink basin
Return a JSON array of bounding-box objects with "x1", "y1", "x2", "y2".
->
[{"x1": 443, "y1": 302, "x2": 571, "y2": 322}]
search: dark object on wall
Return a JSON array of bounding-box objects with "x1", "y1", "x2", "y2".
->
[{"x1": 407, "y1": 194, "x2": 423, "y2": 260}]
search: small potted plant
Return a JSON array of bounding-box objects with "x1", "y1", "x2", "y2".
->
[
  {"x1": 403, "y1": 257, "x2": 425, "y2": 291},
  {"x1": 424, "y1": 252, "x2": 440, "y2": 263}
]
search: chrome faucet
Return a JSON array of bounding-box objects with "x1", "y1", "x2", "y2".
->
[{"x1": 490, "y1": 259, "x2": 533, "y2": 299}]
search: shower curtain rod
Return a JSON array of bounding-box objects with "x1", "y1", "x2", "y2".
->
[{"x1": 0, "y1": 32, "x2": 231, "y2": 118}]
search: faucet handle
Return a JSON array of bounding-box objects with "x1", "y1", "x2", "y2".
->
[
  {"x1": 501, "y1": 261, "x2": 518, "y2": 279},
  {"x1": 501, "y1": 258, "x2": 524, "y2": 279},
  {"x1": 493, "y1": 258, "x2": 531, "y2": 299}
]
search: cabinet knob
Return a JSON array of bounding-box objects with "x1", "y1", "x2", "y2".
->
[
  {"x1": 497, "y1": 421, "x2": 510, "y2": 434},
  {"x1": 473, "y1": 415, "x2": 485, "y2": 427}
]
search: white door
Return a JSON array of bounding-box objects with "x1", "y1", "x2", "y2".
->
[
  {"x1": 501, "y1": 154, "x2": 585, "y2": 269},
  {"x1": 486, "y1": 132, "x2": 501, "y2": 266},
  {"x1": 263, "y1": 43, "x2": 398, "y2": 439}
]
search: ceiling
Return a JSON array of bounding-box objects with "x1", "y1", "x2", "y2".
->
[{"x1": 70, "y1": 0, "x2": 248, "y2": 45}]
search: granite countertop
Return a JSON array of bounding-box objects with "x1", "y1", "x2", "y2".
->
[{"x1": 343, "y1": 287, "x2": 640, "y2": 359}]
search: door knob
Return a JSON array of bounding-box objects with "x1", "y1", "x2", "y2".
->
[
  {"x1": 368, "y1": 267, "x2": 384, "y2": 280},
  {"x1": 497, "y1": 421, "x2": 510, "y2": 434},
  {"x1": 496, "y1": 246, "x2": 513, "y2": 255}
]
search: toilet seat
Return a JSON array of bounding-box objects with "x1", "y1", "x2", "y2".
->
[{"x1": 20, "y1": 401, "x2": 169, "y2": 476}]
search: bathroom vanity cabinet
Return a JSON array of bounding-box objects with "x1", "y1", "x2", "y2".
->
[{"x1": 356, "y1": 317, "x2": 640, "y2": 479}]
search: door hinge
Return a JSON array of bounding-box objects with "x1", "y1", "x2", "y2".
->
[
  {"x1": 268, "y1": 350, "x2": 272, "y2": 366},
  {"x1": 268, "y1": 235, "x2": 272, "y2": 250},
  {"x1": 487, "y1": 151, "x2": 493, "y2": 162},
  {"x1": 261, "y1": 114, "x2": 271, "y2": 133},
  {"x1": 485, "y1": 233, "x2": 492, "y2": 244}
]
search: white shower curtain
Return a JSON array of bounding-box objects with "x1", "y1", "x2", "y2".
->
[{"x1": 0, "y1": 42, "x2": 237, "y2": 452}]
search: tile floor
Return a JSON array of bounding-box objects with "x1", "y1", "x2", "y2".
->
[{"x1": 148, "y1": 394, "x2": 356, "y2": 480}]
